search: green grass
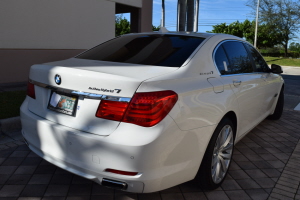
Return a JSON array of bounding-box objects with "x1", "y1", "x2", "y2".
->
[
  {"x1": 264, "y1": 57, "x2": 300, "y2": 67},
  {"x1": 0, "y1": 91, "x2": 26, "y2": 119}
]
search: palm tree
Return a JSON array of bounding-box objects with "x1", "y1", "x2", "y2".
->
[{"x1": 177, "y1": 0, "x2": 200, "y2": 32}]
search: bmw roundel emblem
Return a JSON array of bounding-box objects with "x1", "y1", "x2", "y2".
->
[{"x1": 55, "y1": 74, "x2": 61, "y2": 85}]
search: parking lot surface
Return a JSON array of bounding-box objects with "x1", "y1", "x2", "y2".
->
[{"x1": 0, "y1": 67, "x2": 300, "y2": 200}]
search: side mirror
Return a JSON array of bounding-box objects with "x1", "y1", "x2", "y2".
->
[{"x1": 271, "y1": 64, "x2": 283, "y2": 74}]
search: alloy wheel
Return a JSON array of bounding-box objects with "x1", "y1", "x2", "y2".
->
[{"x1": 211, "y1": 125, "x2": 234, "y2": 184}]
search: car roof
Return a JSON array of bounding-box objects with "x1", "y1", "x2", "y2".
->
[{"x1": 120, "y1": 31, "x2": 243, "y2": 41}]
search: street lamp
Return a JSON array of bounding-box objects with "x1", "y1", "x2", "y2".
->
[
  {"x1": 162, "y1": 0, "x2": 165, "y2": 27},
  {"x1": 254, "y1": 0, "x2": 260, "y2": 48}
]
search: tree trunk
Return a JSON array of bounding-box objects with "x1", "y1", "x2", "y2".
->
[{"x1": 284, "y1": 40, "x2": 288, "y2": 57}]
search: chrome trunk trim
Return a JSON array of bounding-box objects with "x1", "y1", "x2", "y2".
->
[{"x1": 29, "y1": 79, "x2": 131, "y2": 102}]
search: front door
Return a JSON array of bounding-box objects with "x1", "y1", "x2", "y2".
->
[{"x1": 214, "y1": 40, "x2": 266, "y2": 138}]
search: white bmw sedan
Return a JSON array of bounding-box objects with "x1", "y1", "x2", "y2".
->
[{"x1": 20, "y1": 31, "x2": 284, "y2": 193}]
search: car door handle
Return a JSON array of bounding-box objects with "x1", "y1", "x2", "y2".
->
[{"x1": 233, "y1": 80, "x2": 242, "y2": 86}]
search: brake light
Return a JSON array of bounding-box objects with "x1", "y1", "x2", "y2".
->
[
  {"x1": 123, "y1": 91, "x2": 178, "y2": 127},
  {"x1": 96, "y1": 100, "x2": 128, "y2": 121},
  {"x1": 27, "y1": 81, "x2": 36, "y2": 99},
  {"x1": 95, "y1": 90, "x2": 178, "y2": 127},
  {"x1": 105, "y1": 168, "x2": 138, "y2": 176}
]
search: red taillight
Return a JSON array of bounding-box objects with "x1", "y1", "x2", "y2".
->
[
  {"x1": 95, "y1": 90, "x2": 178, "y2": 127},
  {"x1": 96, "y1": 100, "x2": 128, "y2": 121},
  {"x1": 27, "y1": 81, "x2": 35, "y2": 99},
  {"x1": 123, "y1": 91, "x2": 178, "y2": 127},
  {"x1": 105, "y1": 168, "x2": 138, "y2": 176}
]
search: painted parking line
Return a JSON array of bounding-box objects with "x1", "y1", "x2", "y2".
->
[{"x1": 294, "y1": 103, "x2": 300, "y2": 111}]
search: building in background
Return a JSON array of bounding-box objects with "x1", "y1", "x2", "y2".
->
[{"x1": 0, "y1": 0, "x2": 152, "y2": 84}]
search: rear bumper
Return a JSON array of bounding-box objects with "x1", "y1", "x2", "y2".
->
[{"x1": 20, "y1": 97, "x2": 216, "y2": 193}]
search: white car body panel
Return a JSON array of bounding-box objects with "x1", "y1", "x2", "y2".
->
[
  {"x1": 20, "y1": 32, "x2": 284, "y2": 193},
  {"x1": 21, "y1": 96, "x2": 216, "y2": 192},
  {"x1": 220, "y1": 73, "x2": 268, "y2": 138}
]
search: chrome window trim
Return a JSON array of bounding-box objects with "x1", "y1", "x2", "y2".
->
[
  {"x1": 219, "y1": 73, "x2": 256, "y2": 77},
  {"x1": 212, "y1": 39, "x2": 255, "y2": 77},
  {"x1": 29, "y1": 79, "x2": 131, "y2": 102}
]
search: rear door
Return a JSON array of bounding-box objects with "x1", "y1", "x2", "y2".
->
[{"x1": 214, "y1": 40, "x2": 266, "y2": 137}]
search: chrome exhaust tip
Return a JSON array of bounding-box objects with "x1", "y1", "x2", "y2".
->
[{"x1": 102, "y1": 178, "x2": 127, "y2": 190}]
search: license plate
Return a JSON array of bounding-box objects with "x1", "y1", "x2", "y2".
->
[{"x1": 48, "y1": 91, "x2": 78, "y2": 116}]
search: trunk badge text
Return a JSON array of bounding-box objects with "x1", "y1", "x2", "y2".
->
[{"x1": 88, "y1": 87, "x2": 121, "y2": 94}]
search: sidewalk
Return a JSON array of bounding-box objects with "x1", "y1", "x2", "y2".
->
[{"x1": 281, "y1": 66, "x2": 300, "y2": 76}]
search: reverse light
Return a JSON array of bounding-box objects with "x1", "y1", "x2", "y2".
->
[
  {"x1": 96, "y1": 90, "x2": 178, "y2": 127},
  {"x1": 105, "y1": 168, "x2": 139, "y2": 176},
  {"x1": 27, "y1": 81, "x2": 36, "y2": 99}
]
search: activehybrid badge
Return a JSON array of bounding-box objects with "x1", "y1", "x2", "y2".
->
[{"x1": 55, "y1": 74, "x2": 61, "y2": 85}]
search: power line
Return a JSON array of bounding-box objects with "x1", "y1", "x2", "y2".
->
[
  {"x1": 198, "y1": 19, "x2": 249, "y2": 20},
  {"x1": 199, "y1": 9, "x2": 250, "y2": 11},
  {"x1": 165, "y1": 20, "x2": 253, "y2": 25}
]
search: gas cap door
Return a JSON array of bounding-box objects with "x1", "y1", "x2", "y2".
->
[{"x1": 207, "y1": 77, "x2": 224, "y2": 93}]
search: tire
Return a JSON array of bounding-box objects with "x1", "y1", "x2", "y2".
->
[
  {"x1": 196, "y1": 118, "x2": 235, "y2": 190},
  {"x1": 267, "y1": 88, "x2": 284, "y2": 120}
]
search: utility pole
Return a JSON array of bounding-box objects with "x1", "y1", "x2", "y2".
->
[
  {"x1": 161, "y1": 0, "x2": 165, "y2": 27},
  {"x1": 254, "y1": 0, "x2": 260, "y2": 48},
  {"x1": 177, "y1": 0, "x2": 199, "y2": 32}
]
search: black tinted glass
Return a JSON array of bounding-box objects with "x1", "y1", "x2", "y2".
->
[
  {"x1": 245, "y1": 44, "x2": 270, "y2": 72},
  {"x1": 215, "y1": 45, "x2": 230, "y2": 75},
  {"x1": 76, "y1": 34, "x2": 205, "y2": 67},
  {"x1": 222, "y1": 41, "x2": 253, "y2": 74}
]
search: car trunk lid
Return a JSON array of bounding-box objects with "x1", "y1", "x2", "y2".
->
[{"x1": 27, "y1": 58, "x2": 177, "y2": 136}]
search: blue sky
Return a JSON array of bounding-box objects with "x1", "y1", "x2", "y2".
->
[
  {"x1": 152, "y1": 0, "x2": 254, "y2": 32},
  {"x1": 120, "y1": 0, "x2": 299, "y2": 43}
]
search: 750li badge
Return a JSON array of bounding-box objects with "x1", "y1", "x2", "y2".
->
[{"x1": 88, "y1": 87, "x2": 121, "y2": 93}]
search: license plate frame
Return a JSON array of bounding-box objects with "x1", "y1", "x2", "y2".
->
[{"x1": 47, "y1": 91, "x2": 78, "y2": 117}]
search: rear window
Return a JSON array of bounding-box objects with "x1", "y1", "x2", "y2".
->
[{"x1": 76, "y1": 34, "x2": 205, "y2": 67}]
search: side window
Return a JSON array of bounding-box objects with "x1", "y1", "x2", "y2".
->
[
  {"x1": 245, "y1": 44, "x2": 270, "y2": 72},
  {"x1": 214, "y1": 45, "x2": 230, "y2": 75},
  {"x1": 222, "y1": 41, "x2": 253, "y2": 74}
]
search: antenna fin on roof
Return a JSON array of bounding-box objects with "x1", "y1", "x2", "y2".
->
[{"x1": 158, "y1": 27, "x2": 169, "y2": 33}]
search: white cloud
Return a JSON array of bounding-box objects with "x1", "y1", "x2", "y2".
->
[{"x1": 153, "y1": 0, "x2": 161, "y2": 5}]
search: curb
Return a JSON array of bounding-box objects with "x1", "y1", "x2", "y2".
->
[{"x1": 0, "y1": 116, "x2": 22, "y2": 135}]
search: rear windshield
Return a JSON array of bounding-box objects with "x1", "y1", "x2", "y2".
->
[{"x1": 76, "y1": 34, "x2": 205, "y2": 67}]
